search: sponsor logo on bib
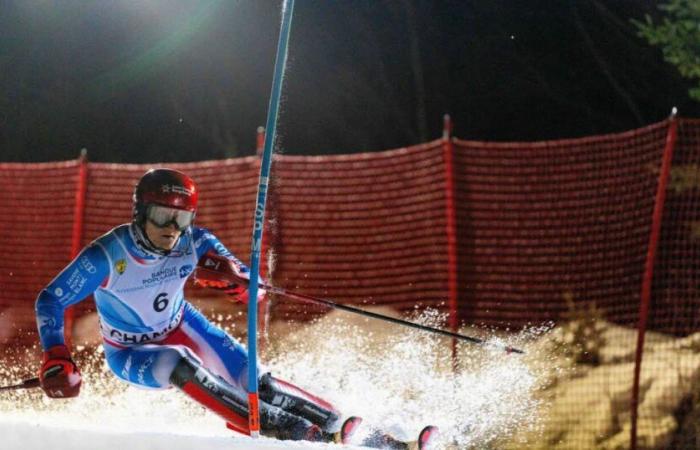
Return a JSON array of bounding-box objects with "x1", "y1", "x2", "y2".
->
[{"x1": 179, "y1": 265, "x2": 193, "y2": 278}]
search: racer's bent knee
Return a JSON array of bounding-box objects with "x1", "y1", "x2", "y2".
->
[{"x1": 104, "y1": 343, "x2": 191, "y2": 388}]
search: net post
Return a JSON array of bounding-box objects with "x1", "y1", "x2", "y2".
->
[
  {"x1": 247, "y1": 0, "x2": 295, "y2": 437},
  {"x1": 65, "y1": 148, "x2": 88, "y2": 349},
  {"x1": 442, "y1": 114, "x2": 459, "y2": 370},
  {"x1": 630, "y1": 108, "x2": 678, "y2": 449}
]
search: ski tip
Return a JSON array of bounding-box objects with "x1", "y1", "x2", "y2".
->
[
  {"x1": 506, "y1": 346, "x2": 525, "y2": 354},
  {"x1": 417, "y1": 425, "x2": 439, "y2": 450},
  {"x1": 339, "y1": 416, "x2": 363, "y2": 444}
]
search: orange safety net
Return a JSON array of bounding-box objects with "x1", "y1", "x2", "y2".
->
[
  {"x1": 650, "y1": 118, "x2": 700, "y2": 335},
  {"x1": 1, "y1": 118, "x2": 698, "y2": 355},
  {"x1": 268, "y1": 140, "x2": 450, "y2": 320},
  {"x1": 452, "y1": 121, "x2": 670, "y2": 327},
  {"x1": 0, "y1": 161, "x2": 79, "y2": 348},
  {"x1": 4, "y1": 118, "x2": 700, "y2": 449}
]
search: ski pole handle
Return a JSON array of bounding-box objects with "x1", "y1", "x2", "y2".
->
[{"x1": 0, "y1": 377, "x2": 40, "y2": 392}]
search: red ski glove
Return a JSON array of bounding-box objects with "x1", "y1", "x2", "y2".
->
[
  {"x1": 39, "y1": 345, "x2": 82, "y2": 398},
  {"x1": 194, "y1": 253, "x2": 265, "y2": 304}
]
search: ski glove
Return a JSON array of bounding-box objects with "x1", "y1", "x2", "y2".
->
[
  {"x1": 194, "y1": 252, "x2": 265, "y2": 304},
  {"x1": 39, "y1": 344, "x2": 82, "y2": 398}
]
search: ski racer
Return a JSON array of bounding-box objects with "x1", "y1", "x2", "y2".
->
[{"x1": 34, "y1": 168, "x2": 359, "y2": 443}]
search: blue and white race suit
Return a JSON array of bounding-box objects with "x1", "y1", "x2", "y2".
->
[{"x1": 35, "y1": 223, "x2": 256, "y2": 390}]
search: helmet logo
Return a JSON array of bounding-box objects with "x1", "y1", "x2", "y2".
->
[{"x1": 161, "y1": 184, "x2": 193, "y2": 196}]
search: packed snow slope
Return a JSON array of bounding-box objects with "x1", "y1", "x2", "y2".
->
[
  {"x1": 0, "y1": 306, "x2": 551, "y2": 449},
  {"x1": 2, "y1": 420, "x2": 364, "y2": 450}
]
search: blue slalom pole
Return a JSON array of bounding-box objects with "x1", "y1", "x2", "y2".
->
[{"x1": 247, "y1": 0, "x2": 295, "y2": 438}]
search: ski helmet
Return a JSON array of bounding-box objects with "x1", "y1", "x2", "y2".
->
[{"x1": 133, "y1": 168, "x2": 198, "y2": 230}]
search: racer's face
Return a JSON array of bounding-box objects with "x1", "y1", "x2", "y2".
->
[{"x1": 144, "y1": 220, "x2": 182, "y2": 251}]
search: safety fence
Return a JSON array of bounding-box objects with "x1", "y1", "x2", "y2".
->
[
  {"x1": 0, "y1": 115, "x2": 697, "y2": 448},
  {"x1": 452, "y1": 122, "x2": 670, "y2": 328}
]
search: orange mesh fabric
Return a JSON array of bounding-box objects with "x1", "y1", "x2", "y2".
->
[
  {"x1": 1, "y1": 118, "x2": 696, "y2": 352},
  {"x1": 650, "y1": 118, "x2": 700, "y2": 335},
  {"x1": 453, "y1": 121, "x2": 670, "y2": 328},
  {"x1": 0, "y1": 161, "x2": 79, "y2": 347},
  {"x1": 269, "y1": 141, "x2": 450, "y2": 320}
]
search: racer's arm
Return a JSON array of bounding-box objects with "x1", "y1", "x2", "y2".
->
[
  {"x1": 191, "y1": 227, "x2": 265, "y2": 302},
  {"x1": 192, "y1": 226, "x2": 248, "y2": 270},
  {"x1": 35, "y1": 244, "x2": 110, "y2": 350}
]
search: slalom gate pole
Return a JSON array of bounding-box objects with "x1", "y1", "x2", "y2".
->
[
  {"x1": 259, "y1": 282, "x2": 524, "y2": 354},
  {"x1": 0, "y1": 377, "x2": 40, "y2": 392},
  {"x1": 246, "y1": 0, "x2": 295, "y2": 438}
]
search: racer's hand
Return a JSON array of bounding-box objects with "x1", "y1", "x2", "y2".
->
[
  {"x1": 194, "y1": 253, "x2": 266, "y2": 303},
  {"x1": 39, "y1": 345, "x2": 82, "y2": 398}
]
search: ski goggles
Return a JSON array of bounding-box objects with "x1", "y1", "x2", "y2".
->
[{"x1": 146, "y1": 205, "x2": 195, "y2": 231}]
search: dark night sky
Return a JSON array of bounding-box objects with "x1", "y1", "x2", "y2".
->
[{"x1": 0, "y1": 0, "x2": 697, "y2": 163}]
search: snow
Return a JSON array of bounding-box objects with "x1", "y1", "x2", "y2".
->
[
  {"x1": 1, "y1": 420, "x2": 323, "y2": 450},
  {"x1": 1, "y1": 420, "x2": 363, "y2": 450},
  {"x1": 0, "y1": 369, "x2": 364, "y2": 450},
  {"x1": 0, "y1": 308, "x2": 551, "y2": 449}
]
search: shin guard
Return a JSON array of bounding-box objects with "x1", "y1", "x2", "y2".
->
[
  {"x1": 170, "y1": 355, "x2": 250, "y2": 433},
  {"x1": 259, "y1": 372, "x2": 341, "y2": 431}
]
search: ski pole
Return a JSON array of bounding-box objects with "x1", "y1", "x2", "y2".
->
[
  {"x1": 260, "y1": 283, "x2": 524, "y2": 354},
  {"x1": 0, "y1": 377, "x2": 40, "y2": 392}
]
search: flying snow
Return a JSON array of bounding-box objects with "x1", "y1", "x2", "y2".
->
[
  {"x1": 0, "y1": 309, "x2": 556, "y2": 449},
  {"x1": 266, "y1": 308, "x2": 552, "y2": 448}
]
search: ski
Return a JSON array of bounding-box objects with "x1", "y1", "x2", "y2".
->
[
  {"x1": 322, "y1": 416, "x2": 363, "y2": 444},
  {"x1": 361, "y1": 425, "x2": 439, "y2": 450},
  {"x1": 414, "y1": 426, "x2": 439, "y2": 450}
]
